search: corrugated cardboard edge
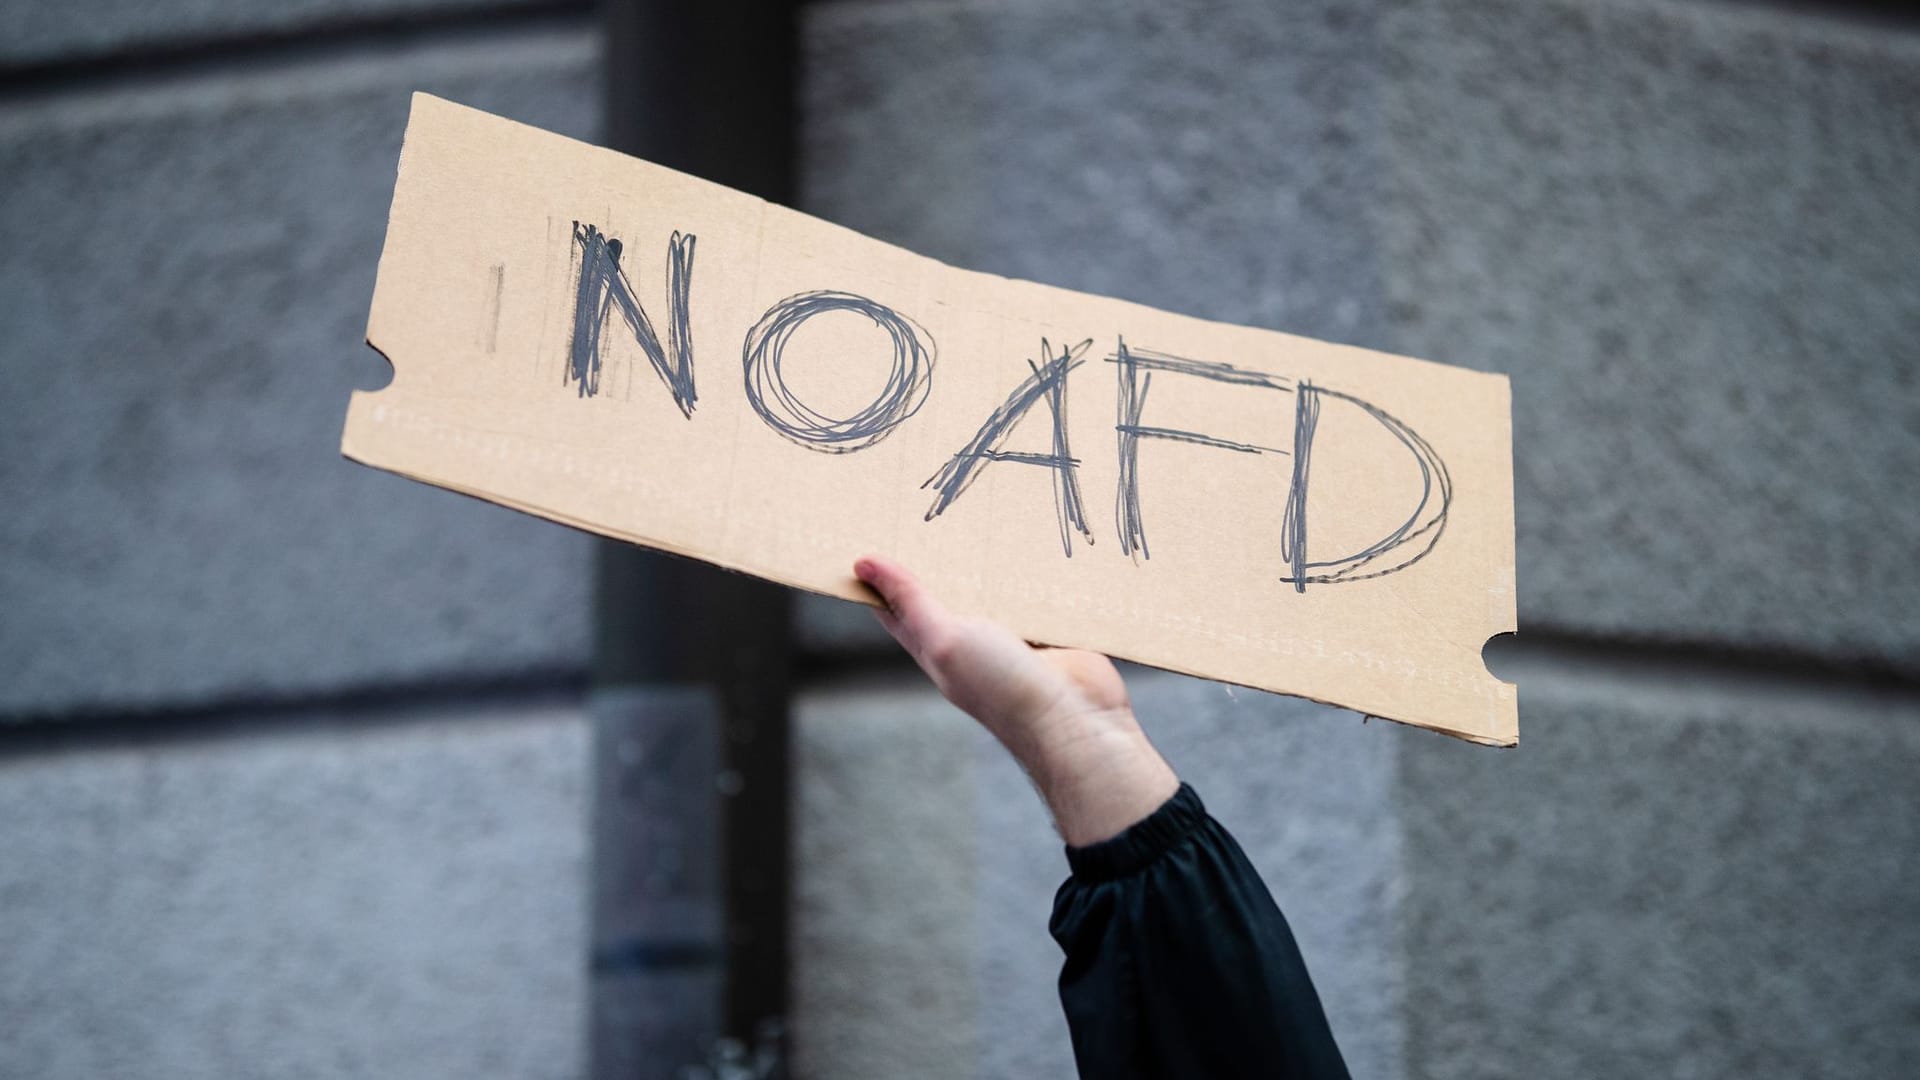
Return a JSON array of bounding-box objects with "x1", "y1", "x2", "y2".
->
[{"x1": 344, "y1": 93, "x2": 1522, "y2": 749}]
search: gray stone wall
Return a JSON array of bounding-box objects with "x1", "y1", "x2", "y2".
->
[
  {"x1": 0, "y1": 701, "x2": 589, "y2": 1079},
  {"x1": 6, "y1": 0, "x2": 1917, "y2": 1076},
  {"x1": 0, "y1": 2, "x2": 601, "y2": 1077},
  {"x1": 1379, "y1": 0, "x2": 1920, "y2": 667},
  {"x1": 0, "y1": 28, "x2": 598, "y2": 717},
  {"x1": 792, "y1": 1, "x2": 1920, "y2": 1078},
  {"x1": 1, "y1": 0, "x2": 577, "y2": 68}
]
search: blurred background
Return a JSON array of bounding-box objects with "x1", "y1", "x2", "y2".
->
[{"x1": 3, "y1": 0, "x2": 1918, "y2": 1077}]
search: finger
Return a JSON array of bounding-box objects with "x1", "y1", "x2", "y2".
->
[{"x1": 853, "y1": 554, "x2": 950, "y2": 651}]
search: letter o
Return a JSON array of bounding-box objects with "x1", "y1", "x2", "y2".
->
[{"x1": 741, "y1": 291, "x2": 935, "y2": 454}]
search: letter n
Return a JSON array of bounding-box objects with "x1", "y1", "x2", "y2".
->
[{"x1": 567, "y1": 222, "x2": 696, "y2": 416}]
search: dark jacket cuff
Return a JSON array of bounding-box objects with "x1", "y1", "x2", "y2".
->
[{"x1": 1064, "y1": 782, "x2": 1207, "y2": 882}]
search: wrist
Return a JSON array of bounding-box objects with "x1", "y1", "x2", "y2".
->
[{"x1": 1019, "y1": 712, "x2": 1180, "y2": 847}]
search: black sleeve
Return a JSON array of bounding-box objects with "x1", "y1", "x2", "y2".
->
[{"x1": 1049, "y1": 783, "x2": 1352, "y2": 1080}]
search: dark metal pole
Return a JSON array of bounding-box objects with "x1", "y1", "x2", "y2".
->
[{"x1": 591, "y1": 1, "x2": 797, "y2": 1076}]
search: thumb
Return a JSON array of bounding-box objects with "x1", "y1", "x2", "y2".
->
[{"x1": 854, "y1": 554, "x2": 951, "y2": 659}]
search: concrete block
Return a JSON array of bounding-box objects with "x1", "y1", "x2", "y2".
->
[
  {"x1": 802, "y1": 0, "x2": 1390, "y2": 346},
  {"x1": 0, "y1": 0, "x2": 575, "y2": 67},
  {"x1": 791, "y1": 675, "x2": 981, "y2": 1080},
  {"x1": 0, "y1": 698, "x2": 590, "y2": 1080},
  {"x1": 1378, "y1": 0, "x2": 1920, "y2": 666},
  {"x1": 0, "y1": 31, "x2": 601, "y2": 716},
  {"x1": 970, "y1": 740, "x2": 1079, "y2": 1080},
  {"x1": 1399, "y1": 666, "x2": 1920, "y2": 1080}
]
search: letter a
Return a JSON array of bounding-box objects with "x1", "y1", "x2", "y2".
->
[{"x1": 924, "y1": 338, "x2": 1094, "y2": 557}]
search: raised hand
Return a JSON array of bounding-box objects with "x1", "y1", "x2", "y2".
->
[{"x1": 855, "y1": 554, "x2": 1180, "y2": 845}]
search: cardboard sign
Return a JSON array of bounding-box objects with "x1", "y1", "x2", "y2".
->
[{"x1": 344, "y1": 94, "x2": 1518, "y2": 746}]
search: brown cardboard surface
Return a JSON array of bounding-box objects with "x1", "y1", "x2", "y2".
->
[{"x1": 343, "y1": 94, "x2": 1518, "y2": 746}]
